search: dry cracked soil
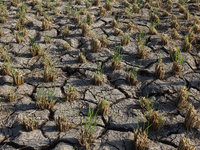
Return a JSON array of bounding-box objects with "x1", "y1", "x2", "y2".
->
[{"x1": 0, "y1": 0, "x2": 200, "y2": 149}]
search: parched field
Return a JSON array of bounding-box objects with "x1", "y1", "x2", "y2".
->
[{"x1": 0, "y1": 0, "x2": 200, "y2": 149}]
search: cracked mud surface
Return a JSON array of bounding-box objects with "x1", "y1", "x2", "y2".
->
[{"x1": 0, "y1": 0, "x2": 200, "y2": 149}]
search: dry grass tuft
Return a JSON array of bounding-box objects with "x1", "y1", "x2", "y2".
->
[
  {"x1": 177, "y1": 135, "x2": 196, "y2": 150},
  {"x1": 160, "y1": 33, "x2": 169, "y2": 45},
  {"x1": 126, "y1": 65, "x2": 138, "y2": 85},
  {"x1": 100, "y1": 6, "x2": 107, "y2": 16},
  {"x1": 79, "y1": 126, "x2": 95, "y2": 150},
  {"x1": 12, "y1": 69, "x2": 24, "y2": 85},
  {"x1": 126, "y1": 22, "x2": 140, "y2": 33},
  {"x1": 63, "y1": 42, "x2": 71, "y2": 51},
  {"x1": 62, "y1": 26, "x2": 69, "y2": 37},
  {"x1": 43, "y1": 55, "x2": 58, "y2": 82},
  {"x1": 7, "y1": 90, "x2": 16, "y2": 102},
  {"x1": 149, "y1": 109, "x2": 165, "y2": 131},
  {"x1": 112, "y1": 19, "x2": 118, "y2": 28},
  {"x1": 55, "y1": 115, "x2": 72, "y2": 132},
  {"x1": 172, "y1": 61, "x2": 183, "y2": 75},
  {"x1": 121, "y1": 33, "x2": 130, "y2": 46},
  {"x1": 29, "y1": 43, "x2": 43, "y2": 56},
  {"x1": 96, "y1": 98, "x2": 109, "y2": 116},
  {"x1": 91, "y1": 37, "x2": 101, "y2": 52},
  {"x1": 78, "y1": 52, "x2": 87, "y2": 63},
  {"x1": 171, "y1": 19, "x2": 179, "y2": 29},
  {"x1": 37, "y1": 96, "x2": 56, "y2": 110},
  {"x1": 133, "y1": 128, "x2": 149, "y2": 150},
  {"x1": 124, "y1": 0, "x2": 130, "y2": 8},
  {"x1": 150, "y1": 13, "x2": 159, "y2": 23},
  {"x1": 105, "y1": 0, "x2": 112, "y2": 11},
  {"x1": 94, "y1": 72, "x2": 104, "y2": 85},
  {"x1": 139, "y1": 97, "x2": 152, "y2": 110},
  {"x1": 99, "y1": 35, "x2": 109, "y2": 48},
  {"x1": 171, "y1": 28, "x2": 179, "y2": 39},
  {"x1": 175, "y1": 86, "x2": 189, "y2": 108},
  {"x1": 93, "y1": 0, "x2": 100, "y2": 6},
  {"x1": 184, "y1": 105, "x2": 200, "y2": 129},
  {"x1": 155, "y1": 58, "x2": 165, "y2": 80},
  {"x1": 20, "y1": 116, "x2": 38, "y2": 131},
  {"x1": 132, "y1": 3, "x2": 140, "y2": 13},
  {"x1": 1, "y1": 62, "x2": 11, "y2": 75},
  {"x1": 114, "y1": 28, "x2": 124, "y2": 36},
  {"x1": 137, "y1": 45, "x2": 147, "y2": 59},
  {"x1": 66, "y1": 85, "x2": 78, "y2": 102},
  {"x1": 182, "y1": 35, "x2": 191, "y2": 52},
  {"x1": 15, "y1": 33, "x2": 25, "y2": 43},
  {"x1": 82, "y1": 23, "x2": 91, "y2": 37},
  {"x1": 42, "y1": 19, "x2": 52, "y2": 31}
]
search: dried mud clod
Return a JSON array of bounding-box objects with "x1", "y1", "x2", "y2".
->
[
  {"x1": 55, "y1": 115, "x2": 72, "y2": 132},
  {"x1": 149, "y1": 109, "x2": 165, "y2": 131},
  {"x1": 175, "y1": 86, "x2": 189, "y2": 108},
  {"x1": 13, "y1": 69, "x2": 24, "y2": 85},
  {"x1": 177, "y1": 135, "x2": 196, "y2": 150},
  {"x1": 20, "y1": 116, "x2": 38, "y2": 131},
  {"x1": 96, "y1": 98, "x2": 109, "y2": 116},
  {"x1": 82, "y1": 23, "x2": 91, "y2": 37},
  {"x1": 155, "y1": 58, "x2": 165, "y2": 80},
  {"x1": 133, "y1": 128, "x2": 149, "y2": 150},
  {"x1": 91, "y1": 37, "x2": 101, "y2": 52},
  {"x1": 184, "y1": 105, "x2": 200, "y2": 129},
  {"x1": 66, "y1": 85, "x2": 78, "y2": 102}
]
